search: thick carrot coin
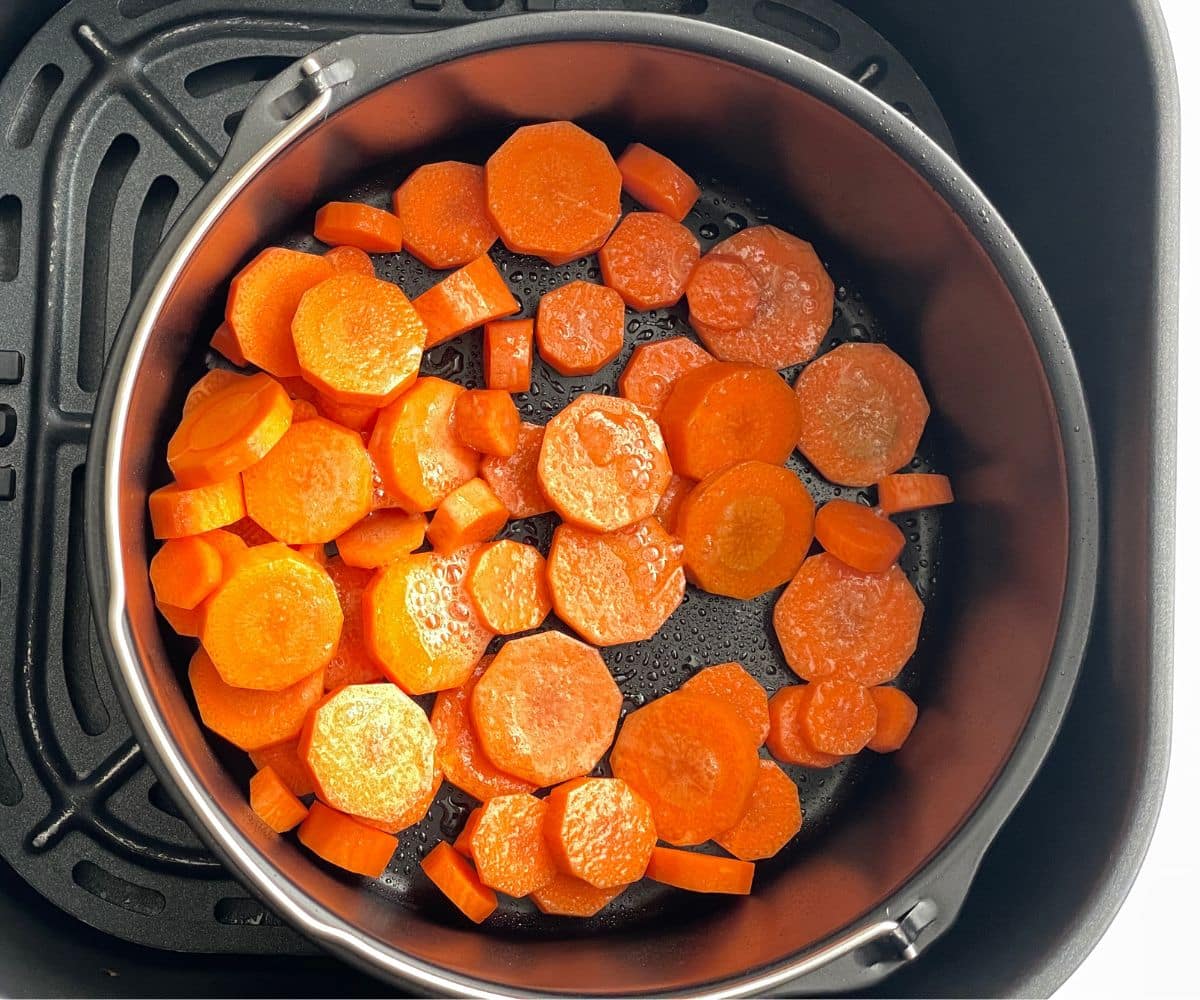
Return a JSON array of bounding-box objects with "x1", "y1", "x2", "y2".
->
[
  {"x1": 363, "y1": 547, "x2": 493, "y2": 694},
  {"x1": 645, "y1": 846, "x2": 754, "y2": 895},
  {"x1": 868, "y1": 687, "x2": 918, "y2": 752},
  {"x1": 483, "y1": 319, "x2": 534, "y2": 393},
  {"x1": 196, "y1": 527, "x2": 249, "y2": 576},
  {"x1": 454, "y1": 389, "x2": 520, "y2": 457},
  {"x1": 659, "y1": 362, "x2": 800, "y2": 481},
  {"x1": 466, "y1": 793, "x2": 556, "y2": 898},
  {"x1": 654, "y1": 474, "x2": 694, "y2": 535},
  {"x1": 189, "y1": 648, "x2": 323, "y2": 751},
  {"x1": 335, "y1": 509, "x2": 426, "y2": 569},
  {"x1": 292, "y1": 274, "x2": 425, "y2": 407},
  {"x1": 225, "y1": 247, "x2": 334, "y2": 378},
  {"x1": 773, "y1": 553, "x2": 923, "y2": 685},
  {"x1": 794, "y1": 343, "x2": 930, "y2": 487},
  {"x1": 766, "y1": 686, "x2": 844, "y2": 768},
  {"x1": 250, "y1": 766, "x2": 309, "y2": 833},
  {"x1": 210, "y1": 322, "x2": 247, "y2": 367},
  {"x1": 298, "y1": 801, "x2": 397, "y2": 878},
  {"x1": 157, "y1": 601, "x2": 200, "y2": 636},
  {"x1": 616, "y1": 143, "x2": 701, "y2": 222},
  {"x1": 618, "y1": 337, "x2": 713, "y2": 421},
  {"x1": 676, "y1": 461, "x2": 815, "y2": 600},
  {"x1": 466, "y1": 540, "x2": 550, "y2": 635},
  {"x1": 470, "y1": 631, "x2": 621, "y2": 787},
  {"x1": 481, "y1": 422, "x2": 550, "y2": 519},
  {"x1": 243, "y1": 417, "x2": 373, "y2": 544},
  {"x1": 249, "y1": 738, "x2": 315, "y2": 797},
  {"x1": 148, "y1": 477, "x2": 245, "y2": 539},
  {"x1": 814, "y1": 499, "x2": 905, "y2": 574},
  {"x1": 532, "y1": 874, "x2": 625, "y2": 918},
  {"x1": 201, "y1": 543, "x2": 342, "y2": 690},
  {"x1": 599, "y1": 212, "x2": 700, "y2": 310},
  {"x1": 486, "y1": 121, "x2": 621, "y2": 265},
  {"x1": 323, "y1": 244, "x2": 374, "y2": 276},
  {"x1": 535, "y1": 280, "x2": 625, "y2": 376},
  {"x1": 322, "y1": 556, "x2": 382, "y2": 690},
  {"x1": 877, "y1": 473, "x2": 954, "y2": 514},
  {"x1": 421, "y1": 841, "x2": 497, "y2": 923},
  {"x1": 547, "y1": 519, "x2": 684, "y2": 646},
  {"x1": 149, "y1": 535, "x2": 222, "y2": 610},
  {"x1": 682, "y1": 662, "x2": 770, "y2": 746},
  {"x1": 545, "y1": 778, "x2": 656, "y2": 888},
  {"x1": 686, "y1": 255, "x2": 761, "y2": 333},
  {"x1": 801, "y1": 678, "x2": 877, "y2": 755},
  {"x1": 414, "y1": 254, "x2": 519, "y2": 348},
  {"x1": 393, "y1": 161, "x2": 497, "y2": 270},
  {"x1": 183, "y1": 369, "x2": 246, "y2": 417},
  {"x1": 315, "y1": 393, "x2": 378, "y2": 434},
  {"x1": 610, "y1": 689, "x2": 759, "y2": 845},
  {"x1": 426, "y1": 478, "x2": 508, "y2": 554},
  {"x1": 715, "y1": 759, "x2": 803, "y2": 861},
  {"x1": 538, "y1": 394, "x2": 672, "y2": 533},
  {"x1": 314, "y1": 201, "x2": 403, "y2": 253}
]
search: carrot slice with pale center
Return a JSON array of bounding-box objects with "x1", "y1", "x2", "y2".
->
[
  {"x1": 715, "y1": 759, "x2": 803, "y2": 861},
  {"x1": 599, "y1": 212, "x2": 700, "y2": 311},
  {"x1": 618, "y1": 337, "x2": 713, "y2": 421},
  {"x1": 393, "y1": 161, "x2": 498, "y2": 270}
]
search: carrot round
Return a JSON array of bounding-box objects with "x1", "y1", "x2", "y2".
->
[
  {"x1": 867, "y1": 686, "x2": 918, "y2": 753},
  {"x1": 766, "y1": 686, "x2": 844, "y2": 768},
  {"x1": 462, "y1": 793, "x2": 556, "y2": 898},
  {"x1": 618, "y1": 337, "x2": 713, "y2": 421},
  {"x1": 183, "y1": 369, "x2": 246, "y2": 418},
  {"x1": 298, "y1": 801, "x2": 397, "y2": 878},
  {"x1": 393, "y1": 161, "x2": 497, "y2": 270},
  {"x1": 426, "y1": 478, "x2": 509, "y2": 554},
  {"x1": 659, "y1": 362, "x2": 800, "y2": 481},
  {"x1": 315, "y1": 393, "x2": 378, "y2": 434},
  {"x1": 794, "y1": 343, "x2": 930, "y2": 487},
  {"x1": 535, "y1": 280, "x2": 625, "y2": 376},
  {"x1": 157, "y1": 601, "x2": 200, "y2": 637},
  {"x1": 486, "y1": 121, "x2": 621, "y2": 265},
  {"x1": 645, "y1": 846, "x2": 754, "y2": 895},
  {"x1": 773, "y1": 553, "x2": 923, "y2": 686},
  {"x1": 547, "y1": 518, "x2": 684, "y2": 646},
  {"x1": 675, "y1": 460, "x2": 815, "y2": 600},
  {"x1": 197, "y1": 527, "x2": 249, "y2": 572},
  {"x1": 149, "y1": 477, "x2": 245, "y2": 539},
  {"x1": 545, "y1": 778, "x2": 656, "y2": 889},
  {"x1": 483, "y1": 319, "x2": 534, "y2": 393},
  {"x1": 532, "y1": 873, "x2": 625, "y2": 918},
  {"x1": 249, "y1": 766, "x2": 309, "y2": 833},
  {"x1": 538, "y1": 394, "x2": 672, "y2": 533},
  {"x1": 715, "y1": 759, "x2": 802, "y2": 861},
  {"x1": 610, "y1": 689, "x2": 759, "y2": 846},
  {"x1": 323, "y1": 244, "x2": 375, "y2": 277},
  {"x1": 335, "y1": 509, "x2": 426, "y2": 569},
  {"x1": 454, "y1": 389, "x2": 520, "y2": 457},
  {"x1": 314, "y1": 201, "x2": 403, "y2": 253},
  {"x1": 682, "y1": 662, "x2": 769, "y2": 746},
  {"x1": 149, "y1": 535, "x2": 222, "y2": 610},
  {"x1": 877, "y1": 473, "x2": 954, "y2": 514},
  {"x1": 466, "y1": 540, "x2": 550, "y2": 635},
  {"x1": 421, "y1": 841, "x2": 497, "y2": 924},
  {"x1": 814, "y1": 499, "x2": 905, "y2": 574},
  {"x1": 616, "y1": 143, "x2": 701, "y2": 222},
  {"x1": 321, "y1": 556, "x2": 383, "y2": 690},
  {"x1": 686, "y1": 255, "x2": 761, "y2": 334},
  {"x1": 654, "y1": 474, "x2": 694, "y2": 535},
  {"x1": 481, "y1": 422, "x2": 550, "y2": 519},
  {"x1": 470, "y1": 630, "x2": 622, "y2": 787},
  {"x1": 801, "y1": 678, "x2": 878, "y2": 755},
  {"x1": 210, "y1": 322, "x2": 248, "y2": 367},
  {"x1": 599, "y1": 212, "x2": 700, "y2": 310},
  {"x1": 413, "y1": 254, "x2": 519, "y2": 348},
  {"x1": 249, "y1": 738, "x2": 315, "y2": 797}
]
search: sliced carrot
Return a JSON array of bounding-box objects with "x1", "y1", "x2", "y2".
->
[
  {"x1": 659, "y1": 362, "x2": 800, "y2": 481},
  {"x1": 189, "y1": 647, "x2": 324, "y2": 751},
  {"x1": 486, "y1": 121, "x2": 621, "y2": 265},
  {"x1": 682, "y1": 662, "x2": 769, "y2": 746},
  {"x1": 466, "y1": 540, "x2": 550, "y2": 635},
  {"x1": 766, "y1": 686, "x2": 844, "y2": 768},
  {"x1": 538, "y1": 394, "x2": 672, "y2": 533},
  {"x1": 547, "y1": 518, "x2": 684, "y2": 646},
  {"x1": 470, "y1": 630, "x2": 621, "y2": 787},
  {"x1": 242, "y1": 417, "x2": 374, "y2": 544},
  {"x1": 532, "y1": 873, "x2": 625, "y2": 918},
  {"x1": 363, "y1": 546, "x2": 493, "y2": 694},
  {"x1": 867, "y1": 686, "x2": 918, "y2": 753},
  {"x1": 148, "y1": 477, "x2": 245, "y2": 539},
  {"x1": 315, "y1": 393, "x2": 378, "y2": 434},
  {"x1": 426, "y1": 478, "x2": 508, "y2": 554},
  {"x1": 794, "y1": 343, "x2": 930, "y2": 487},
  {"x1": 421, "y1": 841, "x2": 497, "y2": 923},
  {"x1": 463, "y1": 793, "x2": 556, "y2": 897},
  {"x1": 149, "y1": 535, "x2": 222, "y2": 610},
  {"x1": 157, "y1": 602, "x2": 200, "y2": 637},
  {"x1": 224, "y1": 516, "x2": 275, "y2": 547},
  {"x1": 196, "y1": 527, "x2": 248, "y2": 573},
  {"x1": 801, "y1": 678, "x2": 878, "y2": 755},
  {"x1": 535, "y1": 280, "x2": 625, "y2": 376},
  {"x1": 323, "y1": 244, "x2": 375, "y2": 277},
  {"x1": 545, "y1": 778, "x2": 656, "y2": 889},
  {"x1": 323, "y1": 556, "x2": 383, "y2": 690},
  {"x1": 715, "y1": 759, "x2": 803, "y2": 861},
  {"x1": 249, "y1": 765, "x2": 309, "y2": 833},
  {"x1": 618, "y1": 337, "x2": 713, "y2": 421},
  {"x1": 292, "y1": 274, "x2": 425, "y2": 407},
  {"x1": 335, "y1": 509, "x2": 426, "y2": 569},
  {"x1": 201, "y1": 543, "x2": 342, "y2": 690},
  {"x1": 610, "y1": 689, "x2": 759, "y2": 846},
  {"x1": 675, "y1": 460, "x2": 815, "y2": 599},
  {"x1": 877, "y1": 473, "x2": 954, "y2": 514},
  {"x1": 298, "y1": 801, "x2": 397, "y2": 878},
  {"x1": 454, "y1": 389, "x2": 520, "y2": 458},
  {"x1": 645, "y1": 846, "x2": 754, "y2": 895},
  {"x1": 483, "y1": 319, "x2": 534, "y2": 393},
  {"x1": 616, "y1": 143, "x2": 701, "y2": 222},
  {"x1": 413, "y1": 254, "x2": 518, "y2": 348},
  {"x1": 314, "y1": 201, "x2": 404, "y2": 253},
  {"x1": 480, "y1": 422, "x2": 550, "y2": 519},
  {"x1": 225, "y1": 247, "x2": 334, "y2": 378},
  {"x1": 454, "y1": 806, "x2": 483, "y2": 856},
  {"x1": 392, "y1": 161, "x2": 497, "y2": 270},
  {"x1": 249, "y1": 738, "x2": 315, "y2": 797},
  {"x1": 167, "y1": 372, "x2": 293, "y2": 486},
  {"x1": 183, "y1": 369, "x2": 246, "y2": 417},
  {"x1": 814, "y1": 499, "x2": 905, "y2": 574},
  {"x1": 773, "y1": 553, "x2": 923, "y2": 685},
  {"x1": 686, "y1": 255, "x2": 761, "y2": 334},
  {"x1": 654, "y1": 474, "x2": 694, "y2": 535},
  {"x1": 599, "y1": 212, "x2": 700, "y2": 310},
  {"x1": 369, "y1": 377, "x2": 480, "y2": 512},
  {"x1": 210, "y1": 322, "x2": 248, "y2": 367}
]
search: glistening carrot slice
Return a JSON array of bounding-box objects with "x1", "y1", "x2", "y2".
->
[
  {"x1": 322, "y1": 556, "x2": 383, "y2": 690},
  {"x1": 535, "y1": 280, "x2": 625, "y2": 376},
  {"x1": 464, "y1": 793, "x2": 556, "y2": 898},
  {"x1": 714, "y1": 759, "x2": 803, "y2": 861},
  {"x1": 545, "y1": 778, "x2": 656, "y2": 889},
  {"x1": 149, "y1": 535, "x2": 222, "y2": 610},
  {"x1": 599, "y1": 212, "x2": 700, "y2": 310},
  {"x1": 484, "y1": 319, "x2": 534, "y2": 393},
  {"x1": 481, "y1": 422, "x2": 550, "y2": 519},
  {"x1": 466, "y1": 540, "x2": 551, "y2": 635},
  {"x1": 616, "y1": 143, "x2": 701, "y2": 222},
  {"x1": 335, "y1": 509, "x2": 426, "y2": 569},
  {"x1": 532, "y1": 874, "x2": 625, "y2": 918},
  {"x1": 249, "y1": 739, "x2": 315, "y2": 797},
  {"x1": 210, "y1": 322, "x2": 247, "y2": 367},
  {"x1": 426, "y1": 478, "x2": 508, "y2": 554},
  {"x1": 682, "y1": 662, "x2": 769, "y2": 746},
  {"x1": 314, "y1": 201, "x2": 404, "y2": 253},
  {"x1": 766, "y1": 686, "x2": 844, "y2": 768},
  {"x1": 298, "y1": 801, "x2": 397, "y2": 878},
  {"x1": 250, "y1": 766, "x2": 308, "y2": 833},
  {"x1": 645, "y1": 846, "x2": 754, "y2": 895},
  {"x1": 654, "y1": 474, "x2": 694, "y2": 534},
  {"x1": 421, "y1": 842, "x2": 497, "y2": 923},
  {"x1": 454, "y1": 389, "x2": 520, "y2": 457},
  {"x1": 183, "y1": 369, "x2": 246, "y2": 417},
  {"x1": 686, "y1": 255, "x2": 761, "y2": 333},
  {"x1": 814, "y1": 500, "x2": 905, "y2": 574},
  {"x1": 618, "y1": 337, "x2": 713, "y2": 421},
  {"x1": 801, "y1": 678, "x2": 878, "y2": 755},
  {"x1": 323, "y1": 244, "x2": 375, "y2": 277},
  {"x1": 149, "y1": 477, "x2": 245, "y2": 539},
  {"x1": 867, "y1": 687, "x2": 918, "y2": 753},
  {"x1": 413, "y1": 254, "x2": 518, "y2": 348},
  {"x1": 393, "y1": 161, "x2": 497, "y2": 270},
  {"x1": 877, "y1": 473, "x2": 954, "y2": 514}
]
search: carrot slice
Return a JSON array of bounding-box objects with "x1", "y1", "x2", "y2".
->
[
  {"x1": 250, "y1": 765, "x2": 309, "y2": 833},
  {"x1": 314, "y1": 201, "x2": 404, "y2": 253},
  {"x1": 801, "y1": 678, "x2": 878, "y2": 755},
  {"x1": 462, "y1": 793, "x2": 556, "y2": 898},
  {"x1": 616, "y1": 143, "x2": 701, "y2": 222},
  {"x1": 196, "y1": 528, "x2": 249, "y2": 575},
  {"x1": 773, "y1": 553, "x2": 923, "y2": 685},
  {"x1": 538, "y1": 394, "x2": 672, "y2": 533},
  {"x1": 363, "y1": 547, "x2": 493, "y2": 694},
  {"x1": 480, "y1": 422, "x2": 550, "y2": 519},
  {"x1": 292, "y1": 274, "x2": 425, "y2": 407},
  {"x1": 535, "y1": 280, "x2": 625, "y2": 376},
  {"x1": 532, "y1": 873, "x2": 625, "y2": 918},
  {"x1": 183, "y1": 369, "x2": 246, "y2": 417},
  {"x1": 682, "y1": 662, "x2": 769, "y2": 746},
  {"x1": 483, "y1": 319, "x2": 534, "y2": 393},
  {"x1": 315, "y1": 394, "x2": 378, "y2": 434},
  {"x1": 545, "y1": 778, "x2": 656, "y2": 888},
  {"x1": 157, "y1": 601, "x2": 200, "y2": 637},
  {"x1": 413, "y1": 254, "x2": 519, "y2": 348},
  {"x1": 877, "y1": 473, "x2": 954, "y2": 514},
  {"x1": 654, "y1": 474, "x2": 694, "y2": 534},
  {"x1": 486, "y1": 121, "x2": 621, "y2": 265},
  {"x1": 659, "y1": 362, "x2": 800, "y2": 480},
  {"x1": 249, "y1": 739, "x2": 315, "y2": 797},
  {"x1": 167, "y1": 372, "x2": 293, "y2": 487},
  {"x1": 618, "y1": 337, "x2": 713, "y2": 421},
  {"x1": 466, "y1": 540, "x2": 550, "y2": 635},
  {"x1": 369, "y1": 377, "x2": 480, "y2": 512},
  {"x1": 149, "y1": 535, "x2": 222, "y2": 610},
  {"x1": 794, "y1": 343, "x2": 930, "y2": 487},
  {"x1": 715, "y1": 759, "x2": 802, "y2": 861},
  {"x1": 226, "y1": 247, "x2": 334, "y2": 378},
  {"x1": 393, "y1": 161, "x2": 497, "y2": 270},
  {"x1": 148, "y1": 477, "x2": 245, "y2": 539},
  {"x1": 814, "y1": 499, "x2": 905, "y2": 574},
  {"x1": 675, "y1": 460, "x2": 815, "y2": 599},
  {"x1": 322, "y1": 556, "x2": 383, "y2": 690},
  {"x1": 210, "y1": 322, "x2": 248, "y2": 367},
  {"x1": 224, "y1": 516, "x2": 275, "y2": 547},
  {"x1": 686, "y1": 255, "x2": 761, "y2": 333},
  {"x1": 766, "y1": 686, "x2": 844, "y2": 768},
  {"x1": 470, "y1": 631, "x2": 621, "y2": 787},
  {"x1": 189, "y1": 648, "x2": 324, "y2": 751},
  {"x1": 645, "y1": 846, "x2": 754, "y2": 895},
  {"x1": 610, "y1": 689, "x2": 759, "y2": 846},
  {"x1": 599, "y1": 212, "x2": 700, "y2": 310},
  {"x1": 867, "y1": 687, "x2": 918, "y2": 753},
  {"x1": 201, "y1": 542, "x2": 342, "y2": 690},
  {"x1": 453, "y1": 389, "x2": 520, "y2": 457},
  {"x1": 323, "y1": 244, "x2": 375, "y2": 277},
  {"x1": 421, "y1": 841, "x2": 497, "y2": 923},
  {"x1": 335, "y1": 509, "x2": 426, "y2": 569},
  {"x1": 426, "y1": 478, "x2": 508, "y2": 554},
  {"x1": 298, "y1": 801, "x2": 397, "y2": 878},
  {"x1": 547, "y1": 518, "x2": 684, "y2": 646}
]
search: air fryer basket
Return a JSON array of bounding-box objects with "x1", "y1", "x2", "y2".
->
[{"x1": 86, "y1": 14, "x2": 1098, "y2": 997}]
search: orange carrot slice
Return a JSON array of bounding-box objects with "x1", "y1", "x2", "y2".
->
[
  {"x1": 682, "y1": 662, "x2": 769, "y2": 746},
  {"x1": 426, "y1": 478, "x2": 508, "y2": 554},
  {"x1": 393, "y1": 161, "x2": 497, "y2": 270},
  {"x1": 413, "y1": 254, "x2": 518, "y2": 348},
  {"x1": 323, "y1": 244, "x2": 375, "y2": 276},
  {"x1": 314, "y1": 201, "x2": 403, "y2": 253},
  {"x1": 480, "y1": 422, "x2": 550, "y2": 519},
  {"x1": 535, "y1": 280, "x2": 625, "y2": 376},
  {"x1": 599, "y1": 212, "x2": 700, "y2": 310},
  {"x1": 157, "y1": 601, "x2": 200, "y2": 636},
  {"x1": 149, "y1": 535, "x2": 222, "y2": 610},
  {"x1": 618, "y1": 337, "x2": 713, "y2": 420},
  {"x1": 645, "y1": 846, "x2": 754, "y2": 895},
  {"x1": 877, "y1": 473, "x2": 954, "y2": 514},
  {"x1": 249, "y1": 739, "x2": 315, "y2": 797},
  {"x1": 545, "y1": 778, "x2": 656, "y2": 888},
  {"x1": 335, "y1": 509, "x2": 426, "y2": 569},
  {"x1": 616, "y1": 143, "x2": 701, "y2": 222},
  {"x1": 453, "y1": 389, "x2": 520, "y2": 457},
  {"x1": 466, "y1": 540, "x2": 550, "y2": 635},
  {"x1": 766, "y1": 686, "x2": 844, "y2": 768},
  {"x1": 532, "y1": 874, "x2": 625, "y2": 918},
  {"x1": 183, "y1": 369, "x2": 246, "y2": 417},
  {"x1": 483, "y1": 319, "x2": 534, "y2": 393},
  {"x1": 715, "y1": 759, "x2": 803, "y2": 861},
  {"x1": 298, "y1": 801, "x2": 397, "y2": 878},
  {"x1": 148, "y1": 477, "x2": 245, "y2": 539},
  {"x1": 686, "y1": 255, "x2": 761, "y2": 333},
  {"x1": 314, "y1": 393, "x2": 378, "y2": 434},
  {"x1": 210, "y1": 322, "x2": 248, "y2": 367},
  {"x1": 800, "y1": 678, "x2": 878, "y2": 755},
  {"x1": 867, "y1": 686, "x2": 918, "y2": 753},
  {"x1": 249, "y1": 766, "x2": 309, "y2": 833},
  {"x1": 420, "y1": 841, "x2": 497, "y2": 923},
  {"x1": 323, "y1": 555, "x2": 383, "y2": 690},
  {"x1": 653, "y1": 474, "x2": 694, "y2": 534},
  {"x1": 464, "y1": 793, "x2": 556, "y2": 898},
  {"x1": 814, "y1": 499, "x2": 905, "y2": 574},
  {"x1": 196, "y1": 527, "x2": 249, "y2": 576}
]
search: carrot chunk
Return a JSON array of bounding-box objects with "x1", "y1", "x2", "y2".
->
[
  {"x1": 616, "y1": 143, "x2": 701, "y2": 222},
  {"x1": 483, "y1": 319, "x2": 534, "y2": 393},
  {"x1": 249, "y1": 738, "x2": 315, "y2": 797},
  {"x1": 814, "y1": 499, "x2": 905, "y2": 574},
  {"x1": 298, "y1": 801, "x2": 397, "y2": 878},
  {"x1": 715, "y1": 759, "x2": 802, "y2": 861},
  {"x1": 535, "y1": 280, "x2": 625, "y2": 376},
  {"x1": 867, "y1": 686, "x2": 918, "y2": 753},
  {"x1": 532, "y1": 873, "x2": 625, "y2": 918},
  {"x1": 183, "y1": 369, "x2": 246, "y2": 417},
  {"x1": 654, "y1": 474, "x2": 694, "y2": 534},
  {"x1": 335, "y1": 509, "x2": 426, "y2": 569},
  {"x1": 801, "y1": 678, "x2": 878, "y2": 755},
  {"x1": 453, "y1": 389, "x2": 520, "y2": 457},
  {"x1": 393, "y1": 161, "x2": 497, "y2": 270},
  {"x1": 323, "y1": 244, "x2": 375, "y2": 277},
  {"x1": 618, "y1": 337, "x2": 713, "y2": 421},
  {"x1": 466, "y1": 540, "x2": 551, "y2": 635},
  {"x1": 321, "y1": 556, "x2": 382, "y2": 690},
  {"x1": 426, "y1": 478, "x2": 509, "y2": 554},
  {"x1": 480, "y1": 422, "x2": 550, "y2": 519},
  {"x1": 210, "y1": 322, "x2": 248, "y2": 367},
  {"x1": 420, "y1": 842, "x2": 497, "y2": 923},
  {"x1": 463, "y1": 793, "x2": 556, "y2": 898},
  {"x1": 149, "y1": 535, "x2": 222, "y2": 610},
  {"x1": 545, "y1": 778, "x2": 656, "y2": 888},
  {"x1": 877, "y1": 473, "x2": 954, "y2": 514},
  {"x1": 157, "y1": 601, "x2": 200, "y2": 636},
  {"x1": 149, "y1": 477, "x2": 245, "y2": 539},
  {"x1": 315, "y1": 393, "x2": 378, "y2": 434},
  {"x1": 766, "y1": 686, "x2": 844, "y2": 768},
  {"x1": 686, "y1": 255, "x2": 761, "y2": 334},
  {"x1": 413, "y1": 254, "x2": 519, "y2": 348},
  {"x1": 314, "y1": 201, "x2": 404, "y2": 253},
  {"x1": 250, "y1": 766, "x2": 309, "y2": 833},
  {"x1": 599, "y1": 212, "x2": 700, "y2": 310},
  {"x1": 645, "y1": 846, "x2": 754, "y2": 895},
  {"x1": 682, "y1": 662, "x2": 769, "y2": 746}
]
